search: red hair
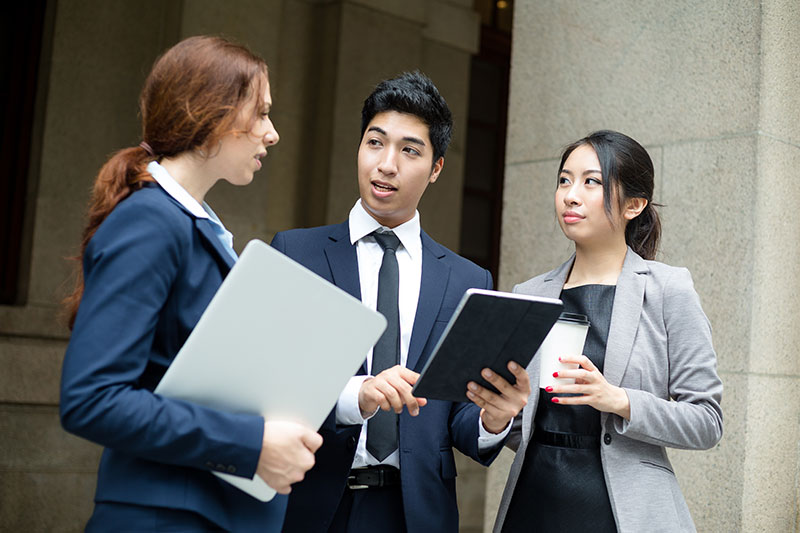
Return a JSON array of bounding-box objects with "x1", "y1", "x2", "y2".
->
[{"x1": 65, "y1": 36, "x2": 269, "y2": 328}]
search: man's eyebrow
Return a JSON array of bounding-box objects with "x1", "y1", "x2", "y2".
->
[
  {"x1": 366, "y1": 126, "x2": 426, "y2": 147},
  {"x1": 402, "y1": 136, "x2": 426, "y2": 146}
]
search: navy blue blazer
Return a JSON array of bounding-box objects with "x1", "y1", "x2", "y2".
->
[
  {"x1": 60, "y1": 184, "x2": 286, "y2": 531},
  {"x1": 271, "y1": 221, "x2": 500, "y2": 533}
]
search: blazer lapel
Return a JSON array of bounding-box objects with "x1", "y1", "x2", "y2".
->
[
  {"x1": 323, "y1": 222, "x2": 361, "y2": 300},
  {"x1": 323, "y1": 223, "x2": 365, "y2": 374},
  {"x1": 602, "y1": 248, "x2": 648, "y2": 388},
  {"x1": 194, "y1": 219, "x2": 236, "y2": 272},
  {"x1": 155, "y1": 185, "x2": 235, "y2": 273},
  {"x1": 407, "y1": 231, "x2": 450, "y2": 373},
  {"x1": 520, "y1": 255, "x2": 574, "y2": 442}
]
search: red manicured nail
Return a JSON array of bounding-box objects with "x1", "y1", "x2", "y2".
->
[
  {"x1": 552, "y1": 372, "x2": 559, "y2": 378},
  {"x1": 551, "y1": 397, "x2": 560, "y2": 403},
  {"x1": 558, "y1": 357, "x2": 562, "y2": 362},
  {"x1": 545, "y1": 386, "x2": 553, "y2": 392}
]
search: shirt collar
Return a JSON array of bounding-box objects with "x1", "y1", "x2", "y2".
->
[
  {"x1": 147, "y1": 160, "x2": 210, "y2": 220},
  {"x1": 147, "y1": 161, "x2": 234, "y2": 250},
  {"x1": 348, "y1": 199, "x2": 421, "y2": 260}
]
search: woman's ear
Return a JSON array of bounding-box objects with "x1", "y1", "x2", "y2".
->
[{"x1": 624, "y1": 197, "x2": 647, "y2": 220}]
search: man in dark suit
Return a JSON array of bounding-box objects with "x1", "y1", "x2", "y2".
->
[{"x1": 272, "y1": 72, "x2": 530, "y2": 532}]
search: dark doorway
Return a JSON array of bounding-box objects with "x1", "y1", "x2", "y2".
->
[
  {"x1": 1, "y1": 1, "x2": 52, "y2": 304},
  {"x1": 459, "y1": 1, "x2": 513, "y2": 282}
]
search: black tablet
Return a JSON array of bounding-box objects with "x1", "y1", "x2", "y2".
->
[{"x1": 412, "y1": 288, "x2": 563, "y2": 402}]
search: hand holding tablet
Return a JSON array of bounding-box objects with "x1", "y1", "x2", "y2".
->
[{"x1": 412, "y1": 289, "x2": 563, "y2": 403}]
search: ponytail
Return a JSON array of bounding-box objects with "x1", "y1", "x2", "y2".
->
[
  {"x1": 64, "y1": 146, "x2": 154, "y2": 328},
  {"x1": 625, "y1": 202, "x2": 661, "y2": 260}
]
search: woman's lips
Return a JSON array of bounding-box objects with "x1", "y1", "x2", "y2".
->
[{"x1": 254, "y1": 152, "x2": 267, "y2": 170}]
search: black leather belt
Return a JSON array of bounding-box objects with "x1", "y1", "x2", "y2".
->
[
  {"x1": 533, "y1": 429, "x2": 600, "y2": 449},
  {"x1": 347, "y1": 465, "x2": 401, "y2": 490}
]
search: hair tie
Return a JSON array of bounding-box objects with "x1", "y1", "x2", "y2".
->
[{"x1": 139, "y1": 141, "x2": 155, "y2": 157}]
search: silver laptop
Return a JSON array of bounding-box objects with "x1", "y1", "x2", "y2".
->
[{"x1": 155, "y1": 239, "x2": 386, "y2": 501}]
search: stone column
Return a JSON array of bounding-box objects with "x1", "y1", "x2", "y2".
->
[{"x1": 486, "y1": 1, "x2": 800, "y2": 531}]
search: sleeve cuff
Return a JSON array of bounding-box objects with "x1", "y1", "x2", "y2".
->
[
  {"x1": 335, "y1": 375, "x2": 375, "y2": 425},
  {"x1": 613, "y1": 387, "x2": 640, "y2": 435},
  {"x1": 477, "y1": 417, "x2": 512, "y2": 451}
]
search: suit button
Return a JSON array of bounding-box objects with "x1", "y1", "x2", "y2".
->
[
  {"x1": 346, "y1": 436, "x2": 357, "y2": 450},
  {"x1": 205, "y1": 461, "x2": 215, "y2": 469},
  {"x1": 603, "y1": 433, "x2": 612, "y2": 445},
  {"x1": 227, "y1": 465, "x2": 237, "y2": 474},
  {"x1": 216, "y1": 463, "x2": 226, "y2": 472}
]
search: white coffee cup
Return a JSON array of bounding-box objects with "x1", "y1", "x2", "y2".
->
[{"x1": 538, "y1": 313, "x2": 590, "y2": 389}]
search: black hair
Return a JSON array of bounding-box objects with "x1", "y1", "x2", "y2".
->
[
  {"x1": 360, "y1": 71, "x2": 453, "y2": 164},
  {"x1": 559, "y1": 130, "x2": 662, "y2": 260}
]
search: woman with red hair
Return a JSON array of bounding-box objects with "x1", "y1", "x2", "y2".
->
[{"x1": 60, "y1": 36, "x2": 321, "y2": 532}]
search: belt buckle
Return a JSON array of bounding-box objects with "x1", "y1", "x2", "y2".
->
[{"x1": 347, "y1": 473, "x2": 369, "y2": 490}]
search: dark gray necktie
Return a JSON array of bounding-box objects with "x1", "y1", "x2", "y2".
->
[{"x1": 366, "y1": 231, "x2": 401, "y2": 461}]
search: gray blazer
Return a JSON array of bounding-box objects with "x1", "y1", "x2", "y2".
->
[{"x1": 494, "y1": 249, "x2": 723, "y2": 533}]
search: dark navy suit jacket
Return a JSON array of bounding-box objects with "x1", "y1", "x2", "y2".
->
[
  {"x1": 60, "y1": 183, "x2": 286, "y2": 531},
  {"x1": 272, "y1": 221, "x2": 500, "y2": 533}
]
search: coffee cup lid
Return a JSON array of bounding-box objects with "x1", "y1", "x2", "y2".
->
[{"x1": 557, "y1": 312, "x2": 590, "y2": 327}]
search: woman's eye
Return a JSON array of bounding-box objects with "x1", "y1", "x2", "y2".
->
[
  {"x1": 367, "y1": 139, "x2": 382, "y2": 147},
  {"x1": 558, "y1": 176, "x2": 570, "y2": 185},
  {"x1": 586, "y1": 177, "x2": 602, "y2": 185}
]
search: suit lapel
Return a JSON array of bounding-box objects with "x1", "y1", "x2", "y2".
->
[
  {"x1": 521, "y1": 256, "x2": 574, "y2": 442},
  {"x1": 194, "y1": 219, "x2": 236, "y2": 272},
  {"x1": 602, "y1": 248, "x2": 648, "y2": 388},
  {"x1": 153, "y1": 185, "x2": 235, "y2": 273},
  {"x1": 323, "y1": 222, "x2": 361, "y2": 300},
  {"x1": 407, "y1": 231, "x2": 450, "y2": 373},
  {"x1": 323, "y1": 223, "x2": 364, "y2": 374}
]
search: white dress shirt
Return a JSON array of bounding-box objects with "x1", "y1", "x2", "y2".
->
[
  {"x1": 336, "y1": 199, "x2": 509, "y2": 469},
  {"x1": 146, "y1": 161, "x2": 237, "y2": 261}
]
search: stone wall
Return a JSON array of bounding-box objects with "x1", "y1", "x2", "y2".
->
[{"x1": 486, "y1": 1, "x2": 800, "y2": 531}]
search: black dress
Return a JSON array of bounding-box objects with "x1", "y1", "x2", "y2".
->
[{"x1": 502, "y1": 285, "x2": 617, "y2": 532}]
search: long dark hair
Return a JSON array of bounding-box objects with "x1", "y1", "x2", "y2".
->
[
  {"x1": 65, "y1": 36, "x2": 269, "y2": 328},
  {"x1": 559, "y1": 130, "x2": 661, "y2": 260}
]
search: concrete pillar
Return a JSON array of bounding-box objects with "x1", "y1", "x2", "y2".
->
[{"x1": 486, "y1": 1, "x2": 800, "y2": 531}]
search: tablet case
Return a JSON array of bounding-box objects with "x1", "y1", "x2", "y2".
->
[{"x1": 412, "y1": 289, "x2": 562, "y2": 403}]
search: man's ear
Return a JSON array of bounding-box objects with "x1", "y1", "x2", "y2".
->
[
  {"x1": 429, "y1": 157, "x2": 444, "y2": 184},
  {"x1": 624, "y1": 197, "x2": 647, "y2": 220}
]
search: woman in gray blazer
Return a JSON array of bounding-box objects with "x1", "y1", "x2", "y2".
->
[{"x1": 489, "y1": 131, "x2": 723, "y2": 532}]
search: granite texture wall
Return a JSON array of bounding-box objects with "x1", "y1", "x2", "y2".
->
[{"x1": 486, "y1": 1, "x2": 800, "y2": 531}]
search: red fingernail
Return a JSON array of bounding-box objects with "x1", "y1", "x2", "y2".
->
[
  {"x1": 558, "y1": 357, "x2": 561, "y2": 362},
  {"x1": 551, "y1": 397, "x2": 559, "y2": 403},
  {"x1": 552, "y1": 372, "x2": 559, "y2": 378},
  {"x1": 545, "y1": 386, "x2": 553, "y2": 392}
]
